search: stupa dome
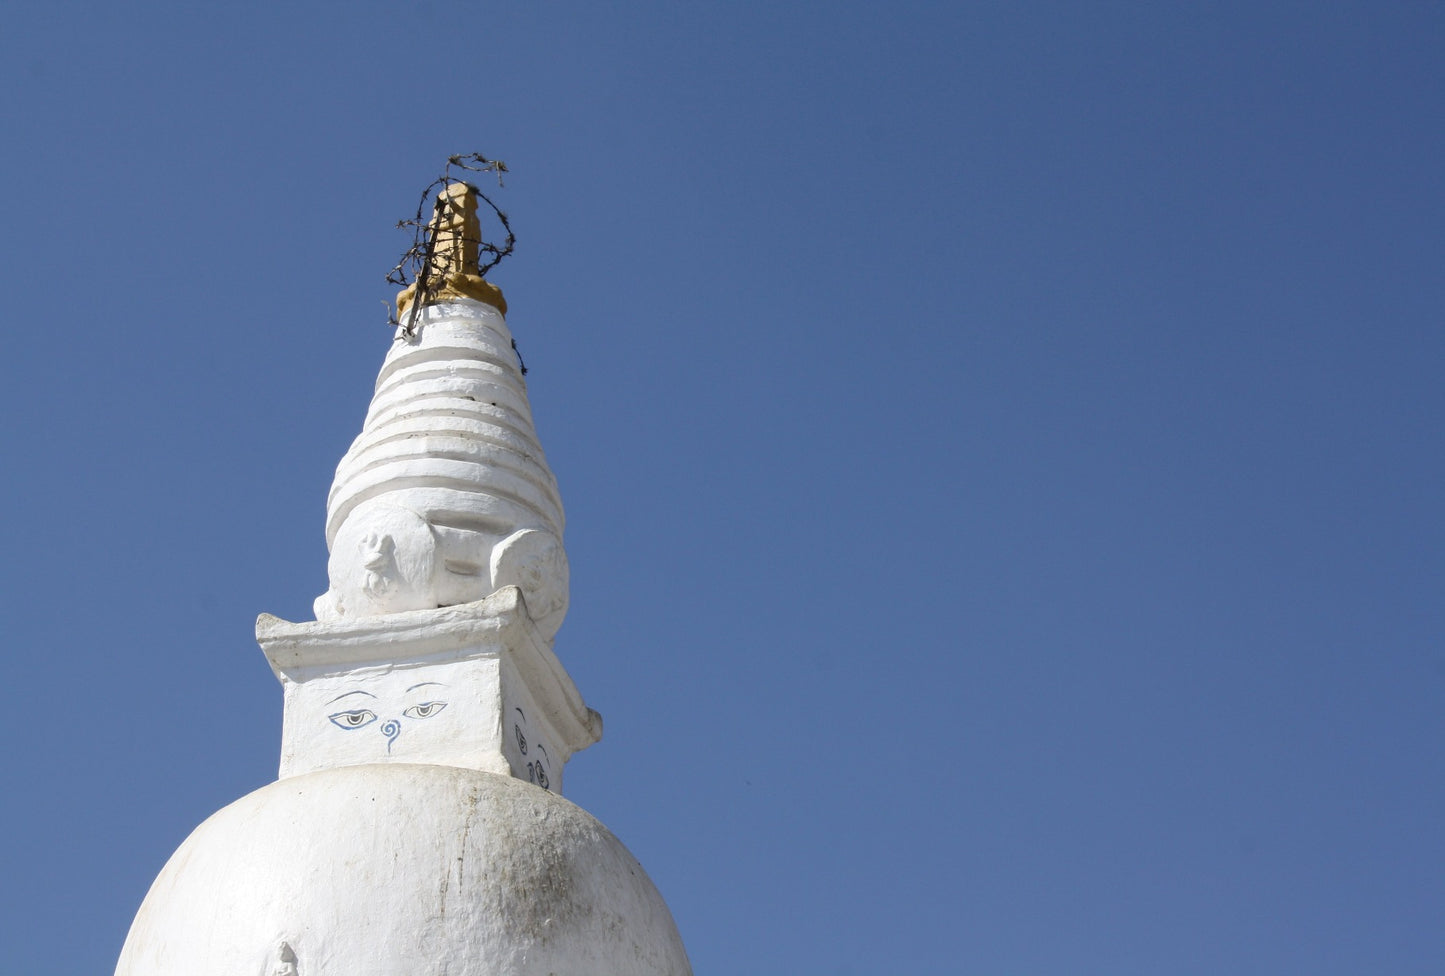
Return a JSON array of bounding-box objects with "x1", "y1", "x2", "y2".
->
[{"x1": 115, "y1": 763, "x2": 691, "y2": 976}]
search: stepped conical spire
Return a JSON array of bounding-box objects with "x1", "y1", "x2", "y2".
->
[{"x1": 315, "y1": 186, "x2": 567, "y2": 642}]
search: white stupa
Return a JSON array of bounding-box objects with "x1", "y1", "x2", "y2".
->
[{"x1": 115, "y1": 181, "x2": 692, "y2": 975}]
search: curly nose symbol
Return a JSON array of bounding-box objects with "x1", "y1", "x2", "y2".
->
[{"x1": 381, "y1": 719, "x2": 401, "y2": 753}]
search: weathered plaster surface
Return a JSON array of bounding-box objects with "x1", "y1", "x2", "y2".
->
[{"x1": 114, "y1": 764, "x2": 692, "y2": 976}]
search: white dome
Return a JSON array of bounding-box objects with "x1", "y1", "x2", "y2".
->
[{"x1": 115, "y1": 764, "x2": 691, "y2": 976}]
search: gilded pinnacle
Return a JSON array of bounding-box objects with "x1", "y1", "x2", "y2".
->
[{"x1": 396, "y1": 181, "x2": 508, "y2": 318}]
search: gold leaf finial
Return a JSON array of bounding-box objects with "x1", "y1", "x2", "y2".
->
[{"x1": 396, "y1": 181, "x2": 507, "y2": 320}]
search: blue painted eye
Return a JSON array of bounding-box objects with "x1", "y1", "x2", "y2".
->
[
  {"x1": 328, "y1": 709, "x2": 378, "y2": 730},
  {"x1": 403, "y1": 701, "x2": 448, "y2": 720}
]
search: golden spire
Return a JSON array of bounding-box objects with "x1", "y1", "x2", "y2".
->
[{"x1": 396, "y1": 182, "x2": 508, "y2": 319}]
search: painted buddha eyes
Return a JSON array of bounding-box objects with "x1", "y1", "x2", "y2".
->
[
  {"x1": 328, "y1": 701, "x2": 447, "y2": 731},
  {"x1": 403, "y1": 701, "x2": 447, "y2": 720},
  {"x1": 326, "y1": 682, "x2": 450, "y2": 755},
  {"x1": 328, "y1": 709, "x2": 378, "y2": 730}
]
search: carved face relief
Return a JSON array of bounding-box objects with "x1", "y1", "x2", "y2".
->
[
  {"x1": 323, "y1": 501, "x2": 438, "y2": 617},
  {"x1": 358, "y1": 530, "x2": 396, "y2": 597},
  {"x1": 268, "y1": 941, "x2": 298, "y2": 976}
]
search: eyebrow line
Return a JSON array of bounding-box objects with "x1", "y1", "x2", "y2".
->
[
  {"x1": 406, "y1": 681, "x2": 448, "y2": 692},
  {"x1": 325, "y1": 690, "x2": 378, "y2": 705}
]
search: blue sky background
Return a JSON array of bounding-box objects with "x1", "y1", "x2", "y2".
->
[{"x1": 1, "y1": 3, "x2": 1441, "y2": 973}]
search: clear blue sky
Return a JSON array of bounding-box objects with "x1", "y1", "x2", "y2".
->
[{"x1": 1, "y1": 3, "x2": 1441, "y2": 973}]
